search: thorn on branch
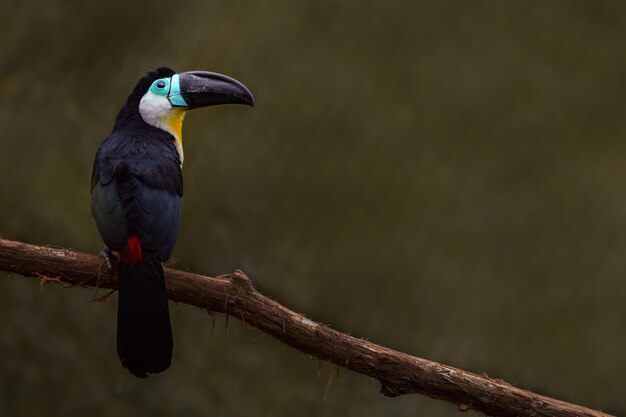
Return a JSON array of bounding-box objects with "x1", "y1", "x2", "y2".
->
[
  {"x1": 481, "y1": 371, "x2": 506, "y2": 384},
  {"x1": 230, "y1": 269, "x2": 254, "y2": 292}
]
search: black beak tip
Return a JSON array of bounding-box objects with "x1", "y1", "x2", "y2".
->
[
  {"x1": 232, "y1": 84, "x2": 255, "y2": 107},
  {"x1": 243, "y1": 92, "x2": 255, "y2": 107},
  {"x1": 230, "y1": 82, "x2": 254, "y2": 107}
]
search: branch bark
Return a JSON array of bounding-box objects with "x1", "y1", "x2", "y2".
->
[{"x1": 0, "y1": 238, "x2": 611, "y2": 417}]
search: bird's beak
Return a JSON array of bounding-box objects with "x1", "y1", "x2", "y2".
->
[{"x1": 168, "y1": 71, "x2": 254, "y2": 108}]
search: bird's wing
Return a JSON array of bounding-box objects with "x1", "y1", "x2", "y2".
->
[
  {"x1": 137, "y1": 184, "x2": 182, "y2": 261},
  {"x1": 91, "y1": 179, "x2": 128, "y2": 251}
]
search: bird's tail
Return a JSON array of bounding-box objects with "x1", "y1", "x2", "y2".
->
[{"x1": 117, "y1": 259, "x2": 173, "y2": 378}]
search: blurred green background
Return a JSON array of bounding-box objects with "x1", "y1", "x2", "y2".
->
[{"x1": 1, "y1": 1, "x2": 624, "y2": 416}]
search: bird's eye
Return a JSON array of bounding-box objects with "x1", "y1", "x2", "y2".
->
[{"x1": 150, "y1": 78, "x2": 170, "y2": 95}]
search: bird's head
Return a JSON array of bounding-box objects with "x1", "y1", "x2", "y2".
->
[{"x1": 115, "y1": 66, "x2": 254, "y2": 164}]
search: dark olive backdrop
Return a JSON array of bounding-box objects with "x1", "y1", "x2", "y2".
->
[{"x1": 1, "y1": 1, "x2": 624, "y2": 416}]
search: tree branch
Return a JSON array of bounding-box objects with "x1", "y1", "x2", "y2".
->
[{"x1": 0, "y1": 238, "x2": 611, "y2": 417}]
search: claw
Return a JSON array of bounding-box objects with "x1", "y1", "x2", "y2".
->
[{"x1": 100, "y1": 247, "x2": 114, "y2": 271}]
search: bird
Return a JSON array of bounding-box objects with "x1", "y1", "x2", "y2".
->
[{"x1": 90, "y1": 67, "x2": 254, "y2": 378}]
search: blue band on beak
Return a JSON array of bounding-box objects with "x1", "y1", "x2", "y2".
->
[{"x1": 169, "y1": 74, "x2": 188, "y2": 107}]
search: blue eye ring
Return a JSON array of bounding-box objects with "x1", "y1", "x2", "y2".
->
[{"x1": 150, "y1": 78, "x2": 170, "y2": 95}]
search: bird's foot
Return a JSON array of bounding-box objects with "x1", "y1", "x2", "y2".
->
[{"x1": 100, "y1": 247, "x2": 114, "y2": 271}]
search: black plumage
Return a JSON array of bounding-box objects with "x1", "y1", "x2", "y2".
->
[{"x1": 117, "y1": 261, "x2": 172, "y2": 378}]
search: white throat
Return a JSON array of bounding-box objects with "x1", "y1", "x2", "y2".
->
[{"x1": 139, "y1": 90, "x2": 185, "y2": 165}]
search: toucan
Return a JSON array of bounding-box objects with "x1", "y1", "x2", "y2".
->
[{"x1": 91, "y1": 67, "x2": 254, "y2": 377}]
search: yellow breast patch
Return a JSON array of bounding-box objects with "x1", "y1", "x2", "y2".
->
[{"x1": 166, "y1": 108, "x2": 186, "y2": 165}]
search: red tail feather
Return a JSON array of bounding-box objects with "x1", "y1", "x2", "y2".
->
[{"x1": 121, "y1": 235, "x2": 143, "y2": 264}]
